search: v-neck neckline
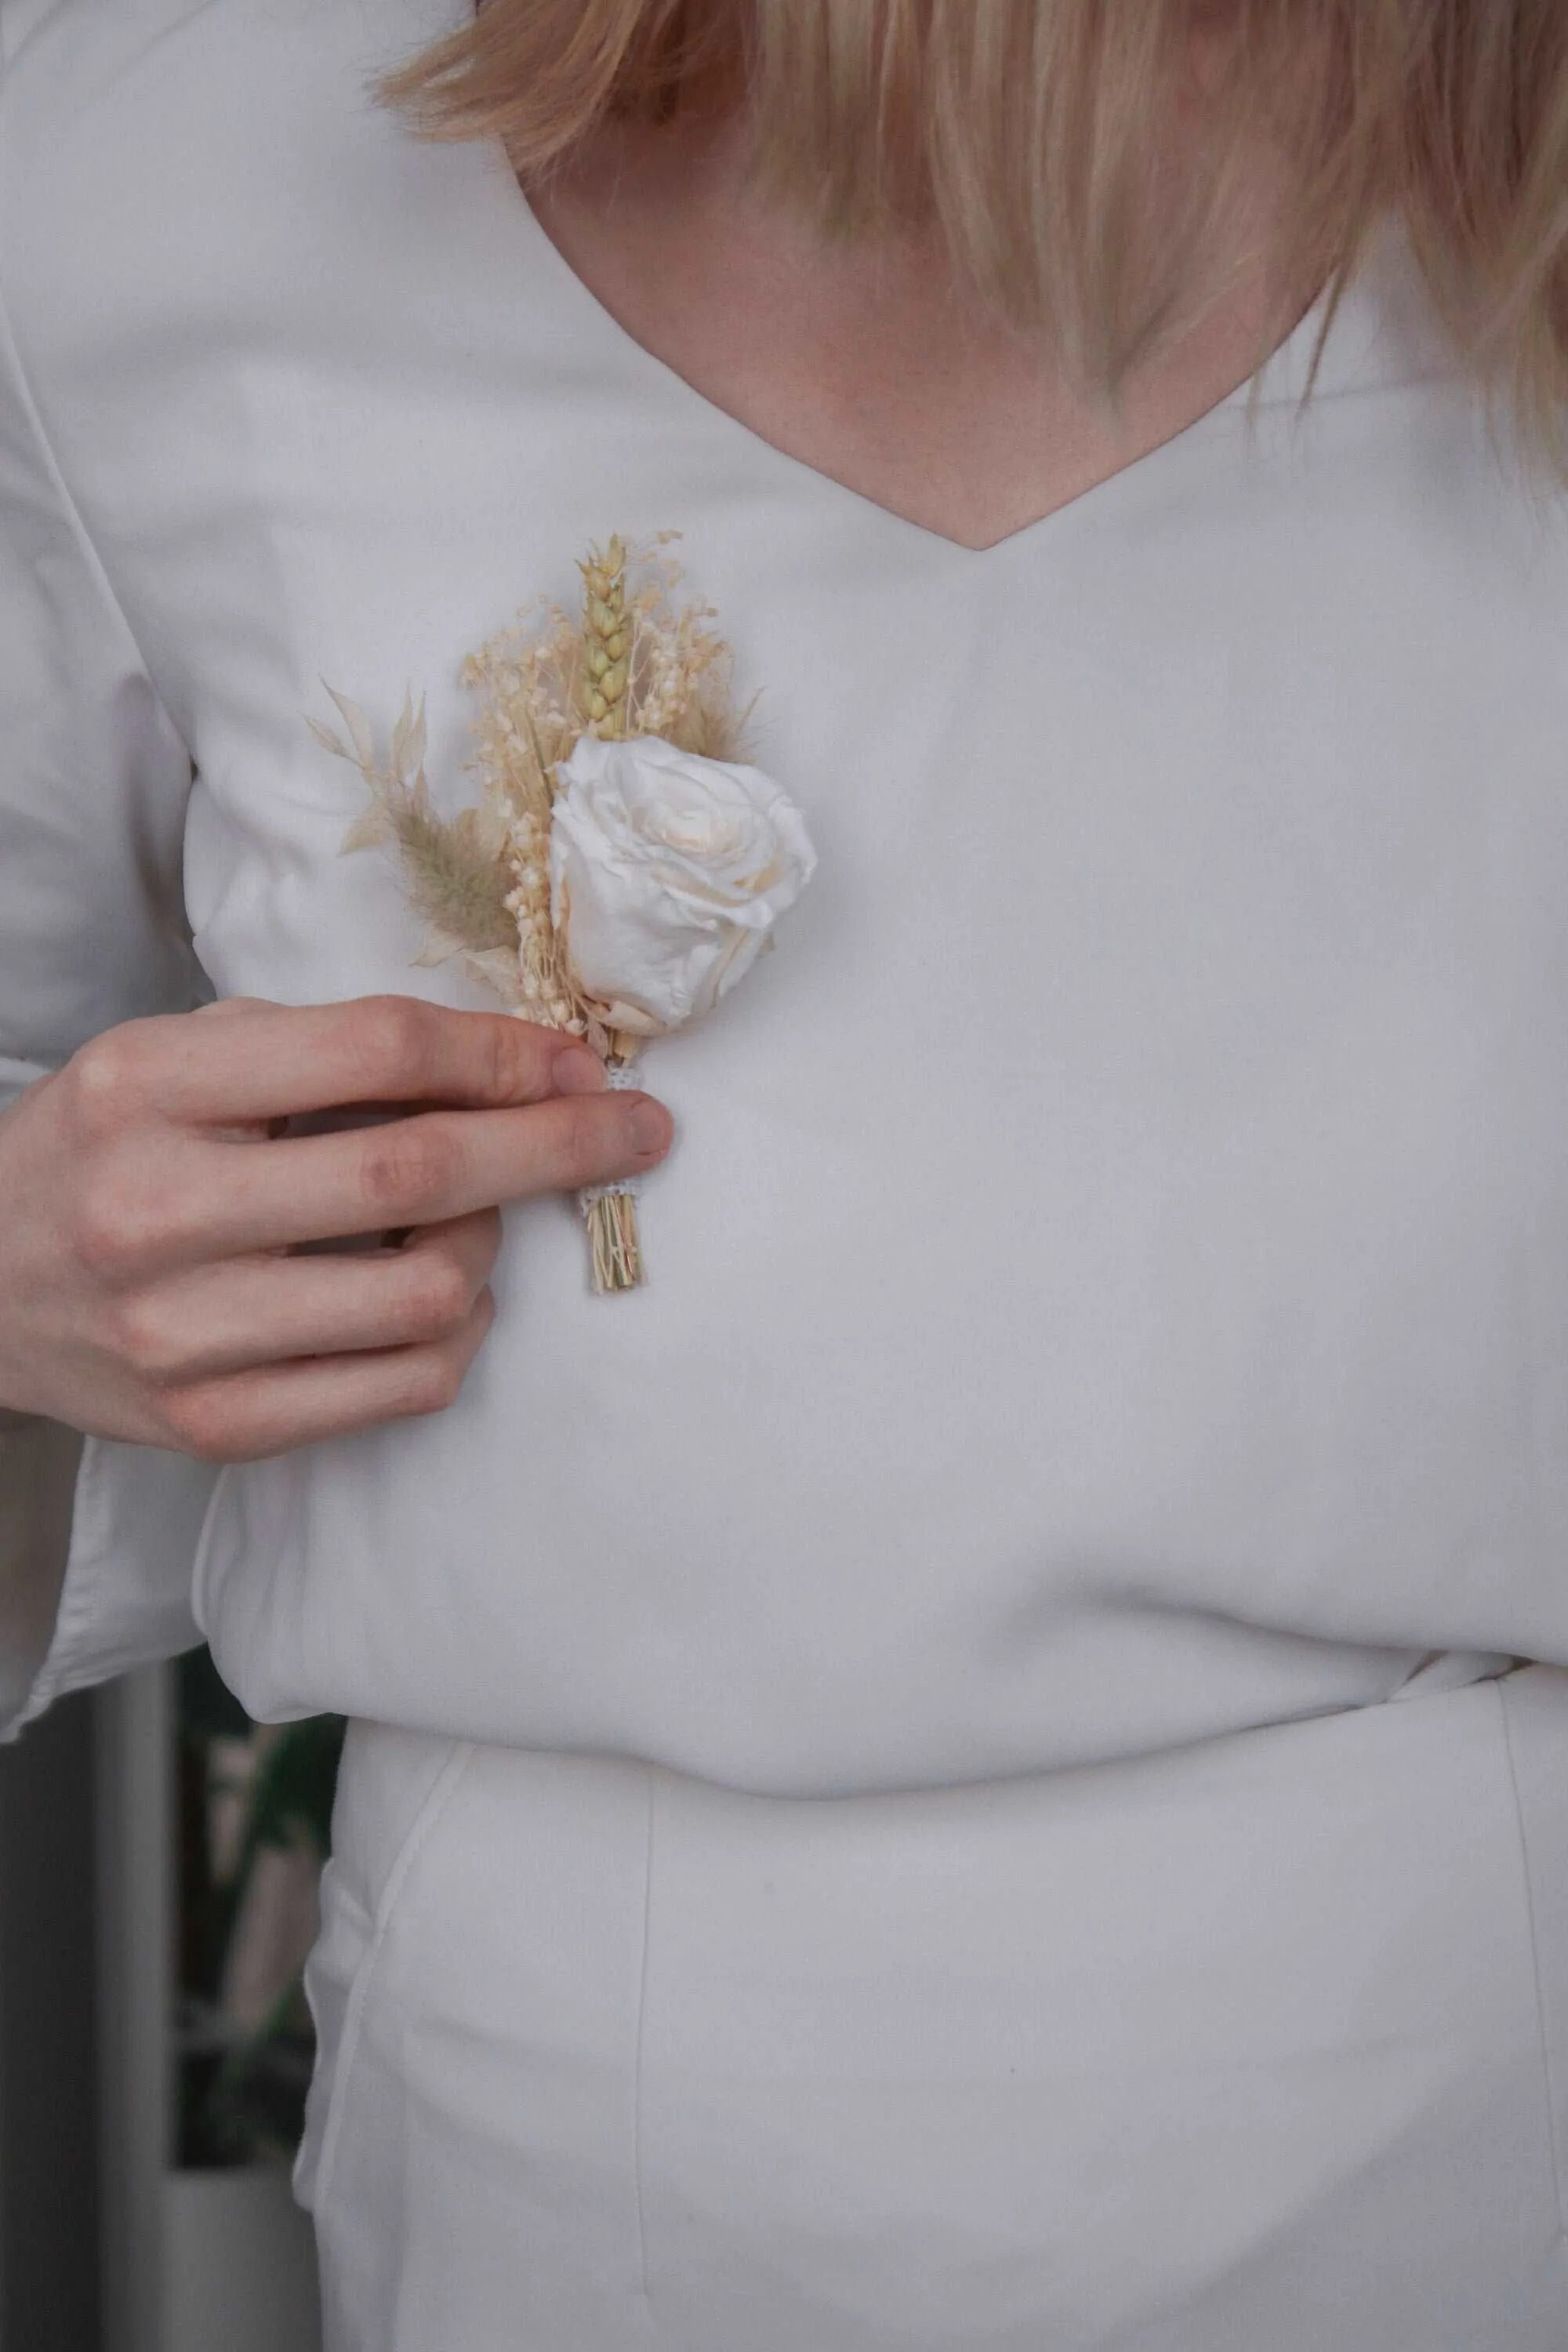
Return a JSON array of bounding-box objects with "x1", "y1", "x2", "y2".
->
[{"x1": 467, "y1": 120, "x2": 1421, "y2": 566}]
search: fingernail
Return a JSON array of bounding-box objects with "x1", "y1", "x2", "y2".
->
[
  {"x1": 627, "y1": 1095, "x2": 672, "y2": 1155},
  {"x1": 553, "y1": 1045, "x2": 607, "y2": 1095}
]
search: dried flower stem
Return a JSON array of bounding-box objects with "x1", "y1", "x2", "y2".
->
[{"x1": 588, "y1": 1189, "x2": 642, "y2": 1294}]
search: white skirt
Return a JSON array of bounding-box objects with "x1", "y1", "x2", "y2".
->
[{"x1": 298, "y1": 1669, "x2": 1568, "y2": 2350}]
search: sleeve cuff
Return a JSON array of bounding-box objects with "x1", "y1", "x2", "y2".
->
[{"x1": 2, "y1": 1428, "x2": 216, "y2": 1740}]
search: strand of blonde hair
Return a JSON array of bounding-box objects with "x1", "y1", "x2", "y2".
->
[{"x1": 370, "y1": 0, "x2": 1568, "y2": 470}]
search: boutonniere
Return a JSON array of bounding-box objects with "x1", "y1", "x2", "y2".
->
[{"x1": 308, "y1": 534, "x2": 817, "y2": 1293}]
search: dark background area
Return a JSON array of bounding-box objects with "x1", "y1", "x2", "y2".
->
[
  {"x1": 0, "y1": 1666, "x2": 338, "y2": 2350},
  {"x1": 0, "y1": 1688, "x2": 100, "y2": 2350}
]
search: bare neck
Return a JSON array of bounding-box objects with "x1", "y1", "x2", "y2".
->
[{"x1": 521, "y1": 112, "x2": 1307, "y2": 551}]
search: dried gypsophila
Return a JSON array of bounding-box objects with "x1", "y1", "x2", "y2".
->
[{"x1": 312, "y1": 532, "x2": 796, "y2": 1295}]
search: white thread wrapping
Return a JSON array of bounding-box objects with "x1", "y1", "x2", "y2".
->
[{"x1": 577, "y1": 1058, "x2": 642, "y2": 1210}]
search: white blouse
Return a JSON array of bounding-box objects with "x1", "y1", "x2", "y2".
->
[{"x1": 3, "y1": 0, "x2": 1563, "y2": 1797}]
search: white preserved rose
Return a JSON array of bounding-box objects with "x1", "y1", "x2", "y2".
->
[{"x1": 549, "y1": 733, "x2": 817, "y2": 1036}]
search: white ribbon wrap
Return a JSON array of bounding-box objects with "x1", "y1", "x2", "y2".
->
[{"x1": 577, "y1": 1058, "x2": 642, "y2": 1210}]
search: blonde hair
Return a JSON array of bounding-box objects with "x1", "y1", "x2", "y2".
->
[{"x1": 372, "y1": 1, "x2": 1568, "y2": 462}]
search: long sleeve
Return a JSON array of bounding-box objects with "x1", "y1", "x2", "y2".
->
[{"x1": 0, "y1": 16, "x2": 214, "y2": 1732}]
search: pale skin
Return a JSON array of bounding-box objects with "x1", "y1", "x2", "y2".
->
[
  {"x1": 0, "y1": 93, "x2": 1305, "y2": 1465},
  {"x1": 522, "y1": 78, "x2": 1305, "y2": 553}
]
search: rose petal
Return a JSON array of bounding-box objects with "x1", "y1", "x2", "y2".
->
[{"x1": 550, "y1": 733, "x2": 816, "y2": 1033}]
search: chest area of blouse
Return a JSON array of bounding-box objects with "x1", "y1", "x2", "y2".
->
[
  {"x1": 156, "y1": 342, "x2": 1568, "y2": 1108},
  {"x1": 46, "y1": 171, "x2": 1568, "y2": 1312}
]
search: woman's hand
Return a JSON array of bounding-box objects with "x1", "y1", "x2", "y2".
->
[{"x1": 0, "y1": 994, "x2": 673, "y2": 1462}]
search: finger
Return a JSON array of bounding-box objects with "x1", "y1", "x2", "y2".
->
[
  {"x1": 187, "y1": 1001, "x2": 298, "y2": 1142},
  {"x1": 158, "y1": 1289, "x2": 498, "y2": 1462},
  {"x1": 114, "y1": 1210, "x2": 502, "y2": 1382},
  {"x1": 154, "y1": 996, "x2": 608, "y2": 1127},
  {"x1": 173, "y1": 1091, "x2": 673, "y2": 1259}
]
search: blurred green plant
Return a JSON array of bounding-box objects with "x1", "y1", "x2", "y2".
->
[{"x1": 176, "y1": 1648, "x2": 345, "y2": 2167}]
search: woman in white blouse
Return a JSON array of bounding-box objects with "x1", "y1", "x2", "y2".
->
[{"x1": 5, "y1": 0, "x2": 1568, "y2": 2343}]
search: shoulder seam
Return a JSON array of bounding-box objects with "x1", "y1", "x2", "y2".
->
[
  {"x1": 0, "y1": 260, "x2": 195, "y2": 766},
  {"x1": 0, "y1": 0, "x2": 38, "y2": 77}
]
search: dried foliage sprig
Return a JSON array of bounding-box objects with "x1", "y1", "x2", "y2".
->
[{"x1": 307, "y1": 686, "x2": 522, "y2": 1004}]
